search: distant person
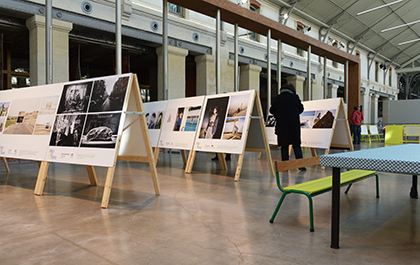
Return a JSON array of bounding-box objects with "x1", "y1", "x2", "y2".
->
[
  {"x1": 270, "y1": 83, "x2": 306, "y2": 170},
  {"x1": 351, "y1": 105, "x2": 364, "y2": 144}
]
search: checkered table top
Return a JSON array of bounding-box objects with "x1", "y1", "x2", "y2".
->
[{"x1": 320, "y1": 144, "x2": 420, "y2": 175}]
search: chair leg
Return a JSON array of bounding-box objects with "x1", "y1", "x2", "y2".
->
[
  {"x1": 375, "y1": 174, "x2": 380, "y2": 198},
  {"x1": 269, "y1": 193, "x2": 288, "y2": 223},
  {"x1": 345, "y1": 183, "x2": 353, "y2": 194},
  {"x1": 306, "y1": 194, "x2": 315, "y2": 232}
]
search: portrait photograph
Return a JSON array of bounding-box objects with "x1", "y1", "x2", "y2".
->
[
  {"x1": 57, "y1": 81, "x2": 93, "y2": 114},
  {"x1": 198, "y1": 96, "x2": 229, "y2": 139}
]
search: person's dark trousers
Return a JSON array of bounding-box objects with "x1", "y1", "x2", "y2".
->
[
  {"x1": 280, "y1": 144, "x2": 303, "y2": 161},
  {"x1": 353, "y1": 124, "x2": 361, "y2": 144}
]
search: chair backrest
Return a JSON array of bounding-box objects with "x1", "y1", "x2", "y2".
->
[
  {"x1": 369, "y1": 125, "x2": 379, "y2": 135},
  {"x1": 404, "y1": 125, "x2": 420, "y2": 136},
  {"x1": 361, "y1": 125, "x2": 369, "y2": 135}
]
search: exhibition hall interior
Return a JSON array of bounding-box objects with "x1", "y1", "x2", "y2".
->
[{"x1": 1, "y1": 0, "x2": 420, "y2": 264}]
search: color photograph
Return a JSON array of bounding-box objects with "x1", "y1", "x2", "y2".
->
[
  {"x1": 222, "y1": 117, "x2": 245, "y2": 140},
  {"x1": 34, "y1": 115, "x2": 55, "y2": 135},
  {"x1": 155, "y1": 111, "x2": 164, "y2": 129},
  {"x1": 173, "y1": 107, "x2": 184, "y2": 131},
  {"x1": 0, "y1": 101, "x2": 10, "y2": 116},
  {"x1": 88, "y1": 76, "x2": 129, "y2": 112},
  {"x1": 266, "y1": 114, "x2": 276, "y2": 127},
  {"x1": 0, "y1": 117, "x2": 5, "y2": 133},
  {"x1": 312, "y1": 109, "x2": 337, "y2": 129},
  {"x1": 80, "y1": 113, "x2": 121, "y2": 148},
  {"x1": 199, "y1": 96, "x2": 229, "y2": 139},
  {"x1": 227, "y1": 94, "x2": 249, "y2": 117},
  {"x1": 49, "y1": 114, "x2": 86, "y2": 147},
  {"x1": 300, "y1": 111, "x2": 316, "y2": 129},
  {"x1": 39, "y1": 96, "x2": 60, "y2": 115},
  {"x1": 148, "y1": 112, "x2": 156, "y2": 129},
  {"x1": 184, "y1": 106, "x2": 201, "y2": 132},
  {"x1": 3, "y1": 98, "x2": 41, "y2": 135},
  {"x1": 57, "y1": 81, "x2": 93, "y2": 114}
]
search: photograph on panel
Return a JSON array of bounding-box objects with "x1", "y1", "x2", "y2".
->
[
  {"x1": 80, "y1": 113, "x2": 122, "y2": 148},
  {"x1": 3, "y1": 97, "x2": 41, "y2": 135},
  {"x1": 33, "y1": 115, "x2": 55, "y2": 135},
  {"x1": 227, "y1": 94, "x2": 249, "y2": 117},
  {"x1": 88, "y1": 76, "x2": 130, "y2": 112},
  {"x1": 199, "y1": 96, "x2": 229, "y2": 139},
  {"x1": 300, "y1": 111, "x2": 316, "y2": 129},
  {"x1": 155, "y1": 111, "x2": 164, "y2": 130},
  {"x1": 312, "y1": 109, "x2": 337, "y2": 129},
  {"x1": 0, "y1": 117, "x2": 5, "y2": 133},
  {"x1": 39, "y1": 96, "x2": 60, "y2": 115},
  {"x1": 0, "y1": 101, "x2": 10, "y2": 116},
  {"x1": 173, "y1": 107, "x2": 185, "y2": 131},
  {"x1": 222, "y1": 117, "x2": 245, "y2": 140},
  {"x1": 148, "y1": 112, "x2": 157, "y2": 129},
  {"x1": 266, "y1": 114, "x2": 276, "y2": 127},
  {"x1": 57, "y1": 81, "x2": 93, "y2": 114},
  {"x1": 184, "y1": 106, "x2": 201, "y2": 132},
  {"x1": 49, "y1": 114, "x2": 86, "y2": 147}
]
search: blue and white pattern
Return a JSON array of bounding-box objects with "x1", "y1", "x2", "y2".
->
[{"x1": 321, "y1": 144, "x2": 420, "y2": 175}]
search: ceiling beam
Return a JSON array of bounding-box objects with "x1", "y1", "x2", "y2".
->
[
  {"x1": 396, "y1": 66, "x2": 420, "y2": 74},
  {"x1": 169, "y1": 0, "x2": 358, "y2": 64}
]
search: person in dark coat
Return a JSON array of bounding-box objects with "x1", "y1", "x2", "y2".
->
[{"x1": 270, "y1": 83, "x2": 305, "y2": 170}]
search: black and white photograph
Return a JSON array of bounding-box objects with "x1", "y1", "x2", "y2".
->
[
  {"x1": 88, "y1": 76, "x2": 129, "y2": 112},
  {"x1": 49, "y1": 114, "x2": 86, "y2": 147},
  {"x1": 199, "y1": 96, "x2": 229, "y2": 139},
  {"x1": 80, "y1": 113, "x2": 121, "y2": 148},
  {"x1": 57, "y1": 81, "x2": 93, "y2": 114}
]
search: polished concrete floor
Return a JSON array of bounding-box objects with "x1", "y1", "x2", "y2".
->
[{"x1": 1, "y1": 142, "x2": 420, "y2": 264}]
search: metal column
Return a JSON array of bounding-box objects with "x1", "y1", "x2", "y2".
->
[
  {"x1": 115, "y1": 0, "x2": 122, "y2": 75},
  {"x1": 324, "y1": 57, "x2": 327, "y2": 98},
  {"x1": 307, "y1": 45, "x2": 312, "y2": 100},
  {"x1": 45, "y1": 0, "x2": 52, "y2": 84},
  {"x1": 267, "y1": 29, "x2": 271, "y2": 112},
  {"x1": 277, "y1": 39, "x2": 281, "y2": 93},
  {"x1": 216, "y1": 9, "x2": 221, "y2": 94},
  {"x1": 234, "y1": 23, "x2": 239, "y2": 92},
  {"x1": 163, "y1": 0, "x2": 168, "y2": 100}
]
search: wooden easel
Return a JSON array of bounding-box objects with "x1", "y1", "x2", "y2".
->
[
  {"x1": 34, "y1": 74, "x2": 160, "y2": 208},
  {"x1": 185, "y1": 91, "x2": 275, "y2": 181},
  {"x1": 274, "y1": 98, "x2": 353, "y2": 170},
  {"x1": 2, "y1": 157, "x2": 10, "y2": 172}
]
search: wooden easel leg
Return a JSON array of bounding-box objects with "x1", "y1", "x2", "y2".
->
[
  {"x1": 2, "y1": 157, "x2": 10, "y2": 172},
  {"x1": 257, "y1": 152, "x2": 262, "y2": 159},
  {"x1": 234, "y1": 154, "x2": 245, "y2": 182},
  {"x1": 311, "y1": 148, "x2": 317, "y2": 157},
  {"x1": 101, "y1": 166, "x2": 116, "y2": 208},
  {"x1": 180, "y1": 150, "x2": 187, "y2": 165},
  {"x1": 218, "y1": 153, "x2": 227, "y2": 170},
  {"x1": 153, "y1": 148, "x2": 160, "y2": 165},
  {"x1": 34, "y1": 161, "x2": 50, "y2": 196},
  {"x1": 85, "y1": 165, "x2": 98, "y2": 186},
  {"x1": 148, "y1": 153, "x2": 161, "y2": 196},
  {"x1": 185, "y1": 150, "x2": 196, "y2": 174}
]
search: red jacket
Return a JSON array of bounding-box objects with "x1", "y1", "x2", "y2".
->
[{"x1": 351, "y1": 110, "x2": 364, "y2": 126}]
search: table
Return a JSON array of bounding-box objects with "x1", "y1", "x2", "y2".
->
[{"x1": 320, "y1": 144, "x2": 420, "y2": 249}]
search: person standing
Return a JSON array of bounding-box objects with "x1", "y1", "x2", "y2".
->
[
  {"x1": 351, "y1": 105, "x2": 364, "y2": 144},
  {"x1": 270, "y1": 83, "x2": 305, "y2": 170}
]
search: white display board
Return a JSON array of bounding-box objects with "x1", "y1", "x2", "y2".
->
[
  {"x1": 45, "y1": 74, "x2": 132, "y2": 167},
  {"x1": 193, "y1": 90, "x2": 255, "y2": 154},
  {"x1": 158, "y1": 96, "x2": 205, "y2": 150},
  {"x1": 266, "y1": 98, "x2": 341, "y2": 149},
  {"x1": 0, "y1": 74, "x2": 132, "y2": 167},
  {"x1": 143, "y1": 101, "x2": 168, "y2": 147},
  {"x1": 0, "y1": 84, "x2": 62, "y2": 160}
]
